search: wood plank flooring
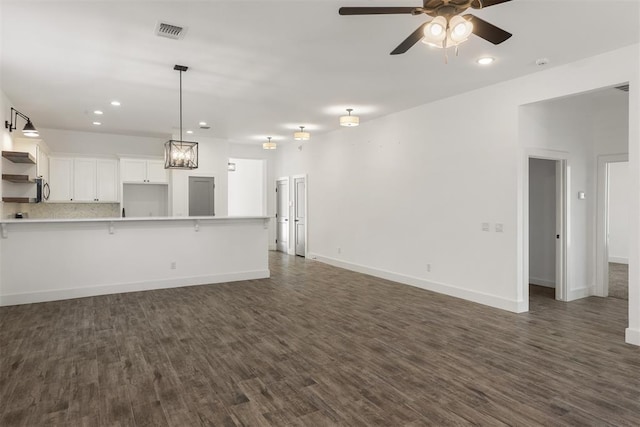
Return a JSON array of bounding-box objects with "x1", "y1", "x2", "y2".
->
[
  {"x1": 609, "y1": 262, "x2": 629, "y2": 300},
  {"x1": 1, "y1": 252, "x2": 639, "y2": 426}
]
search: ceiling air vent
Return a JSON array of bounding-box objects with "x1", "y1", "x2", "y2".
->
[
  {"x1": 156, "y1": 22, "x2": 186, "y2": 40},
  {"x1": 615, "y1": 84, "x2": 630, "y2": 92}
]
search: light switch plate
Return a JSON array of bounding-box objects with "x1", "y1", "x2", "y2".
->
[
  {"x1": 482, "y1": 222, "x2": 490, "y2": 232},
  {"x1": 495, "y1": 223, "x2": 504, "y2": 233}
]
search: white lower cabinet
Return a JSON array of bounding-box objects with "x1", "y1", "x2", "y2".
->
[{"x1": 49, "y1": 157, "x2": 118, "y2": 202}]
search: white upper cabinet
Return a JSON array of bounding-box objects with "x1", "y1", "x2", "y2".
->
[
  {"x1": 96, "y1": 159, "x2": 118, "y2": 202},
  {"x1": 73, "y1": 158, "x2": 97, "y2": 202},
  {"x1": 121, "y1": 158, "x2": 168, "y2": 184},
  {"x1": 49, "y1": 157, "x2": 73, "y2": 202},
  {"x1": 49, "y1": 157, "x2": 118, "y2": 202}
]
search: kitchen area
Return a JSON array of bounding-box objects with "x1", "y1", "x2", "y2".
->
[{"x1": 0, "y1": 129, "x2": 273, "y2": 307}]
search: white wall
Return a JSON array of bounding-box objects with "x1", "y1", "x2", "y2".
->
[
  {"x1": 529, "y1": 158, "x2": 556, "y2": 287},
  {"x1": 122, "y1": 183, "x2": 169, "y2": 218},
  {"x1": 609, "y1": 162, "x2": 629, "y2": 263},
  {"x1": 274, "y1": 45, "x2": 640, "y2": 346},
  {"x1": 38, "y1": 128, "x2": 166, "y2": 157},
  {"x1": 228, "y1": 158, "x2": 265, "y2": 216}
]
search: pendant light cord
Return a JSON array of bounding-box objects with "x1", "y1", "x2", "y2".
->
[{"x1": 179, "y1": 69, "x2": 183, "y2": 143}]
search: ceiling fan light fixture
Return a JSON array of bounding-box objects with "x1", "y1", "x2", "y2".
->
[
  {"x1": 423, "y1": 16, "x2": 447, "y2": 46},
  {"x1": 263, "y1": 136, "x2": 277, "y2": 150},
  {"x1": 294, "y1": 126, "x2": 310, "y2": 141},
  {"x1": 340, "y1": 108, "x2": 359, "y2": 127},
  {"x1": 449, "y1": 15, "x2": 473, "y2": 43}
]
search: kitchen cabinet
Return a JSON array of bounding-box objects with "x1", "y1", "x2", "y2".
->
[
  {"x1": 121, "y1": 159, "x2": 168, "y2": 184},
  {"x1": 49, "y1": 157, "x2": 73, "y2": 201},
  {"x1": 49, "y1": 157, "x2": 118, "y2": 202}
]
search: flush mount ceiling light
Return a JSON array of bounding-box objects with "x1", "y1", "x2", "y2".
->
[
  {"x1": 164, "y1": 65, "x2": 198, "y2": 169},
  {"x1": 5, "y1": 107, "x2": 39, "y2": 137},
  {"x1": 294, "y1": 126, "x2": 310, "y2": 141},
  {"x1": 340, "y1": 108, "x2": 359, "y2": 127},
  {"x1": 263, "y1": 137, "x2": 277, "y2": 150}
]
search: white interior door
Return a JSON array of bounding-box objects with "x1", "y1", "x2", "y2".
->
[
  {"x1": 276, "y1": 178, "x2": 289, "y2": 253},
  {"x1": 294, "y1": 176, "x2": 306, "y2": 257}
]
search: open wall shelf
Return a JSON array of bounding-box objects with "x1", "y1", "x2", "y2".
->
[{"x1": 2, "y1": 151, "x2": 36, "y2": 164}]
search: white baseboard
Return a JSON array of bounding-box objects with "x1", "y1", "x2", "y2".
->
[
  {"x1": 609, "y1": 257, "x2": 629, "y2": 265},
  {"x1": 626, "y1": 328, "x2": 640, "y2": 346},
  {"x1": 567, "y1": 286, "x2": 594, "y2": 301},
  {"x1": 310, "y1": 253, "x2": 525, "y2": 313},
  {"x1": 0, "y1": 269, "x2": 270, "y2": 306},
  {"x1": 269, "y1": 244, "x2": 277, "y2": 251},
  {"x1": 529, "y1": 277, "x2": 556, "y2": 288}
]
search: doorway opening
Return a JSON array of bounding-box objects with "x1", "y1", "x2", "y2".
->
[
  {"x1": 596, "y1": 155, "x2": 629, "y2": 299},
  {"x1": 275, "y1": 177, "x2": 289, "y2": 254},
  {"x1": 526, "y1": 153, "x2": 568, "y2": 303},
  {"x1": 293, "y1": 175, "x2": 307, "y2": 257}
]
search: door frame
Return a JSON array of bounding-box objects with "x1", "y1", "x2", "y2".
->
[
  {"x1": 292, "y1": 174, "x2": 308, "y2": 257},
  {"x1": 275, "y1": 176, "x2": 290, "y2": 254},
  {"x1": 595, "y1": 153, "x2": 629, "y2": 297},
  {"x1": 523, "y1": 149, "x2": 569, "y2": 305}
]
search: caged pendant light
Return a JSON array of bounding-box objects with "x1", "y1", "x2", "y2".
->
[{"x1": 164, "y1": 65, "x2": 198, "y2": 169}]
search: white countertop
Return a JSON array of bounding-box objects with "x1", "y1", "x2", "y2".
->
[{"x1": 0, "y1": 216, "x2": 271, "y2": 224}]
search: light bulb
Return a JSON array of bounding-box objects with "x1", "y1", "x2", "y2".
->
[
  {"x1": 430, "y1": 23, "x2": 444, "y2": 36},
  {"x1": 449, "y1": 16, "x2": 473, "y2": 43}
]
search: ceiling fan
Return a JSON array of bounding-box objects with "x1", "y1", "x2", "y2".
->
[{"x1": 339, "y1": 0, "x2": 513, "y2": 55}]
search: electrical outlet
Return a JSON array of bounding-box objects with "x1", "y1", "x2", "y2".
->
[
  {"x1": 171, "y1": 261, "x2": 177, "y2": 270},
  {"x1": 427, "y1": 264, "x2": 431, "y2": 272},
  {"x1": 482, "y1": 222, "x2": 490, "y2": 232},
  {"x1": 338, "y1": 247, "x2": 342, "y2": 254},
  {"x1": 495, "y1": 223, "x2": 504, "y2": 233}
]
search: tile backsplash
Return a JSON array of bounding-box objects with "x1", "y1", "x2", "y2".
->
[{"x1": 4, "y1": 203, "x2": 120, "y2": 219}]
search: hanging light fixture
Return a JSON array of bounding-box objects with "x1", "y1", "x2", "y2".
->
[
  {"x1": 293, "y1": 126, "x2": 310, "y2": 141},
  {"x1": 4, "y1": 107, "x2": 39, "y2": 137},
  {"x1": 422, "y1": 15, "x2": 473, "y2": 49},
  {"x1": 339, "y1": 108, "x2": 359, "y2": 127},
  {"x1": 263, "y1": 136, "x2": 276, "y2": 150},
  {"x1": 164, "y1": 64, "x2": 198, "y2": 169}
]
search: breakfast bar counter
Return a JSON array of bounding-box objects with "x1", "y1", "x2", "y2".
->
[{"x1": 0, "y1": 216, "x2": 271, "y2": 306}]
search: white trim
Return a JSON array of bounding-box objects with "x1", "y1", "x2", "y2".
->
[
  {"x1": 0, "y1": 269, "x2": 270, "y2": 307},
  {"x1": 311, "y1": 253, "x2": 527, "y2": 313},
  {"x1": 626, "y1": 328, "x2": 640, "y2": 346},
  {"x1": 292, "y1": 174, "x2": 308, "y2": 257},
  {"x1": 608, "y1": 257, "x2": 629, "y2": 265},
  {"x1": 529, "y1": 277, "x2": 556, "y2": 288},
  {"x1": 275, "y1": 177, "x2": 290, "y2": 254},
  {"x1": 567, "y1": 286, "x2": 595, "y2": 301},
  {"x1": 596, "y1": 154, "x2": 629, "y2": 297},
  {"x1": 522, "y1": 149, "x2": 569, "y2": 306}
]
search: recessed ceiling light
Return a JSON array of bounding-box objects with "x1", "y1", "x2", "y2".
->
[
  {"x1": 94, "y1": 110, "x2": 103, "y2": 115},
  {"x1": 477, "y1": 57, "x2": 495, "y2": 65},
  {"x1": 186, "y1": 130, "x2": 193, "y2": 134},
  {"x1": 198, "y1": 121, "x2": 207, "y2": 126},
  {"x1": 110, "y1": 101, "x2": 121, "y2": 106},
  {"x1": 92, "y1": 121, "x2": 101, "y2": 125}
]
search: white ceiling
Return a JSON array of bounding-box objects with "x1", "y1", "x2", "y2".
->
[{"x1": 1, "y1": 0, "x2": 639, "y2": 146}]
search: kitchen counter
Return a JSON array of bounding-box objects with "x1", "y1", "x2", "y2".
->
[{"x1": 0, "y1": 216, "x2": 271, "y2": 306}]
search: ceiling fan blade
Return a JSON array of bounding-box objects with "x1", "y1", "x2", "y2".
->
[
  {"x1": 339, "y1": 7, "x2": 419, "y2": 15},
  {"x1": 464, "y1": 14, "x2": 512, "y2": 45},
  {"x1": 471, "y1": 0, "x2": 512, "y2": 8},
  {"x1": 390, "y1": 22, "x2": 428, "y2": 55}
]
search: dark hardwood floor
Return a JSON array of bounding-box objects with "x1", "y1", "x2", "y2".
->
[
  {"x1": 609, "y1": 262, "x2": 629, "y2": 300},
  {"x1": 1, "y1": 252, "x2": 639, "y2": 426}
]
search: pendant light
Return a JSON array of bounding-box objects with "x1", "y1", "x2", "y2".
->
[
  {"x1": 293, "y1": 126, "x2": 310, "y2": 141},
  {"x1": 164, "y1": 64, "x2": 198, "y2": 169},
  {"x1": 263, "y1": 136, "x2": 276, "y2": 150},
  {"x1": 339, "y1": 108, "x2": 359, "y2": 127}
]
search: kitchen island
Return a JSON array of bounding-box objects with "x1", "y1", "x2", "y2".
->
[{"x1": 0, "y1": 216, "x2": 270, "y2": 306}]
